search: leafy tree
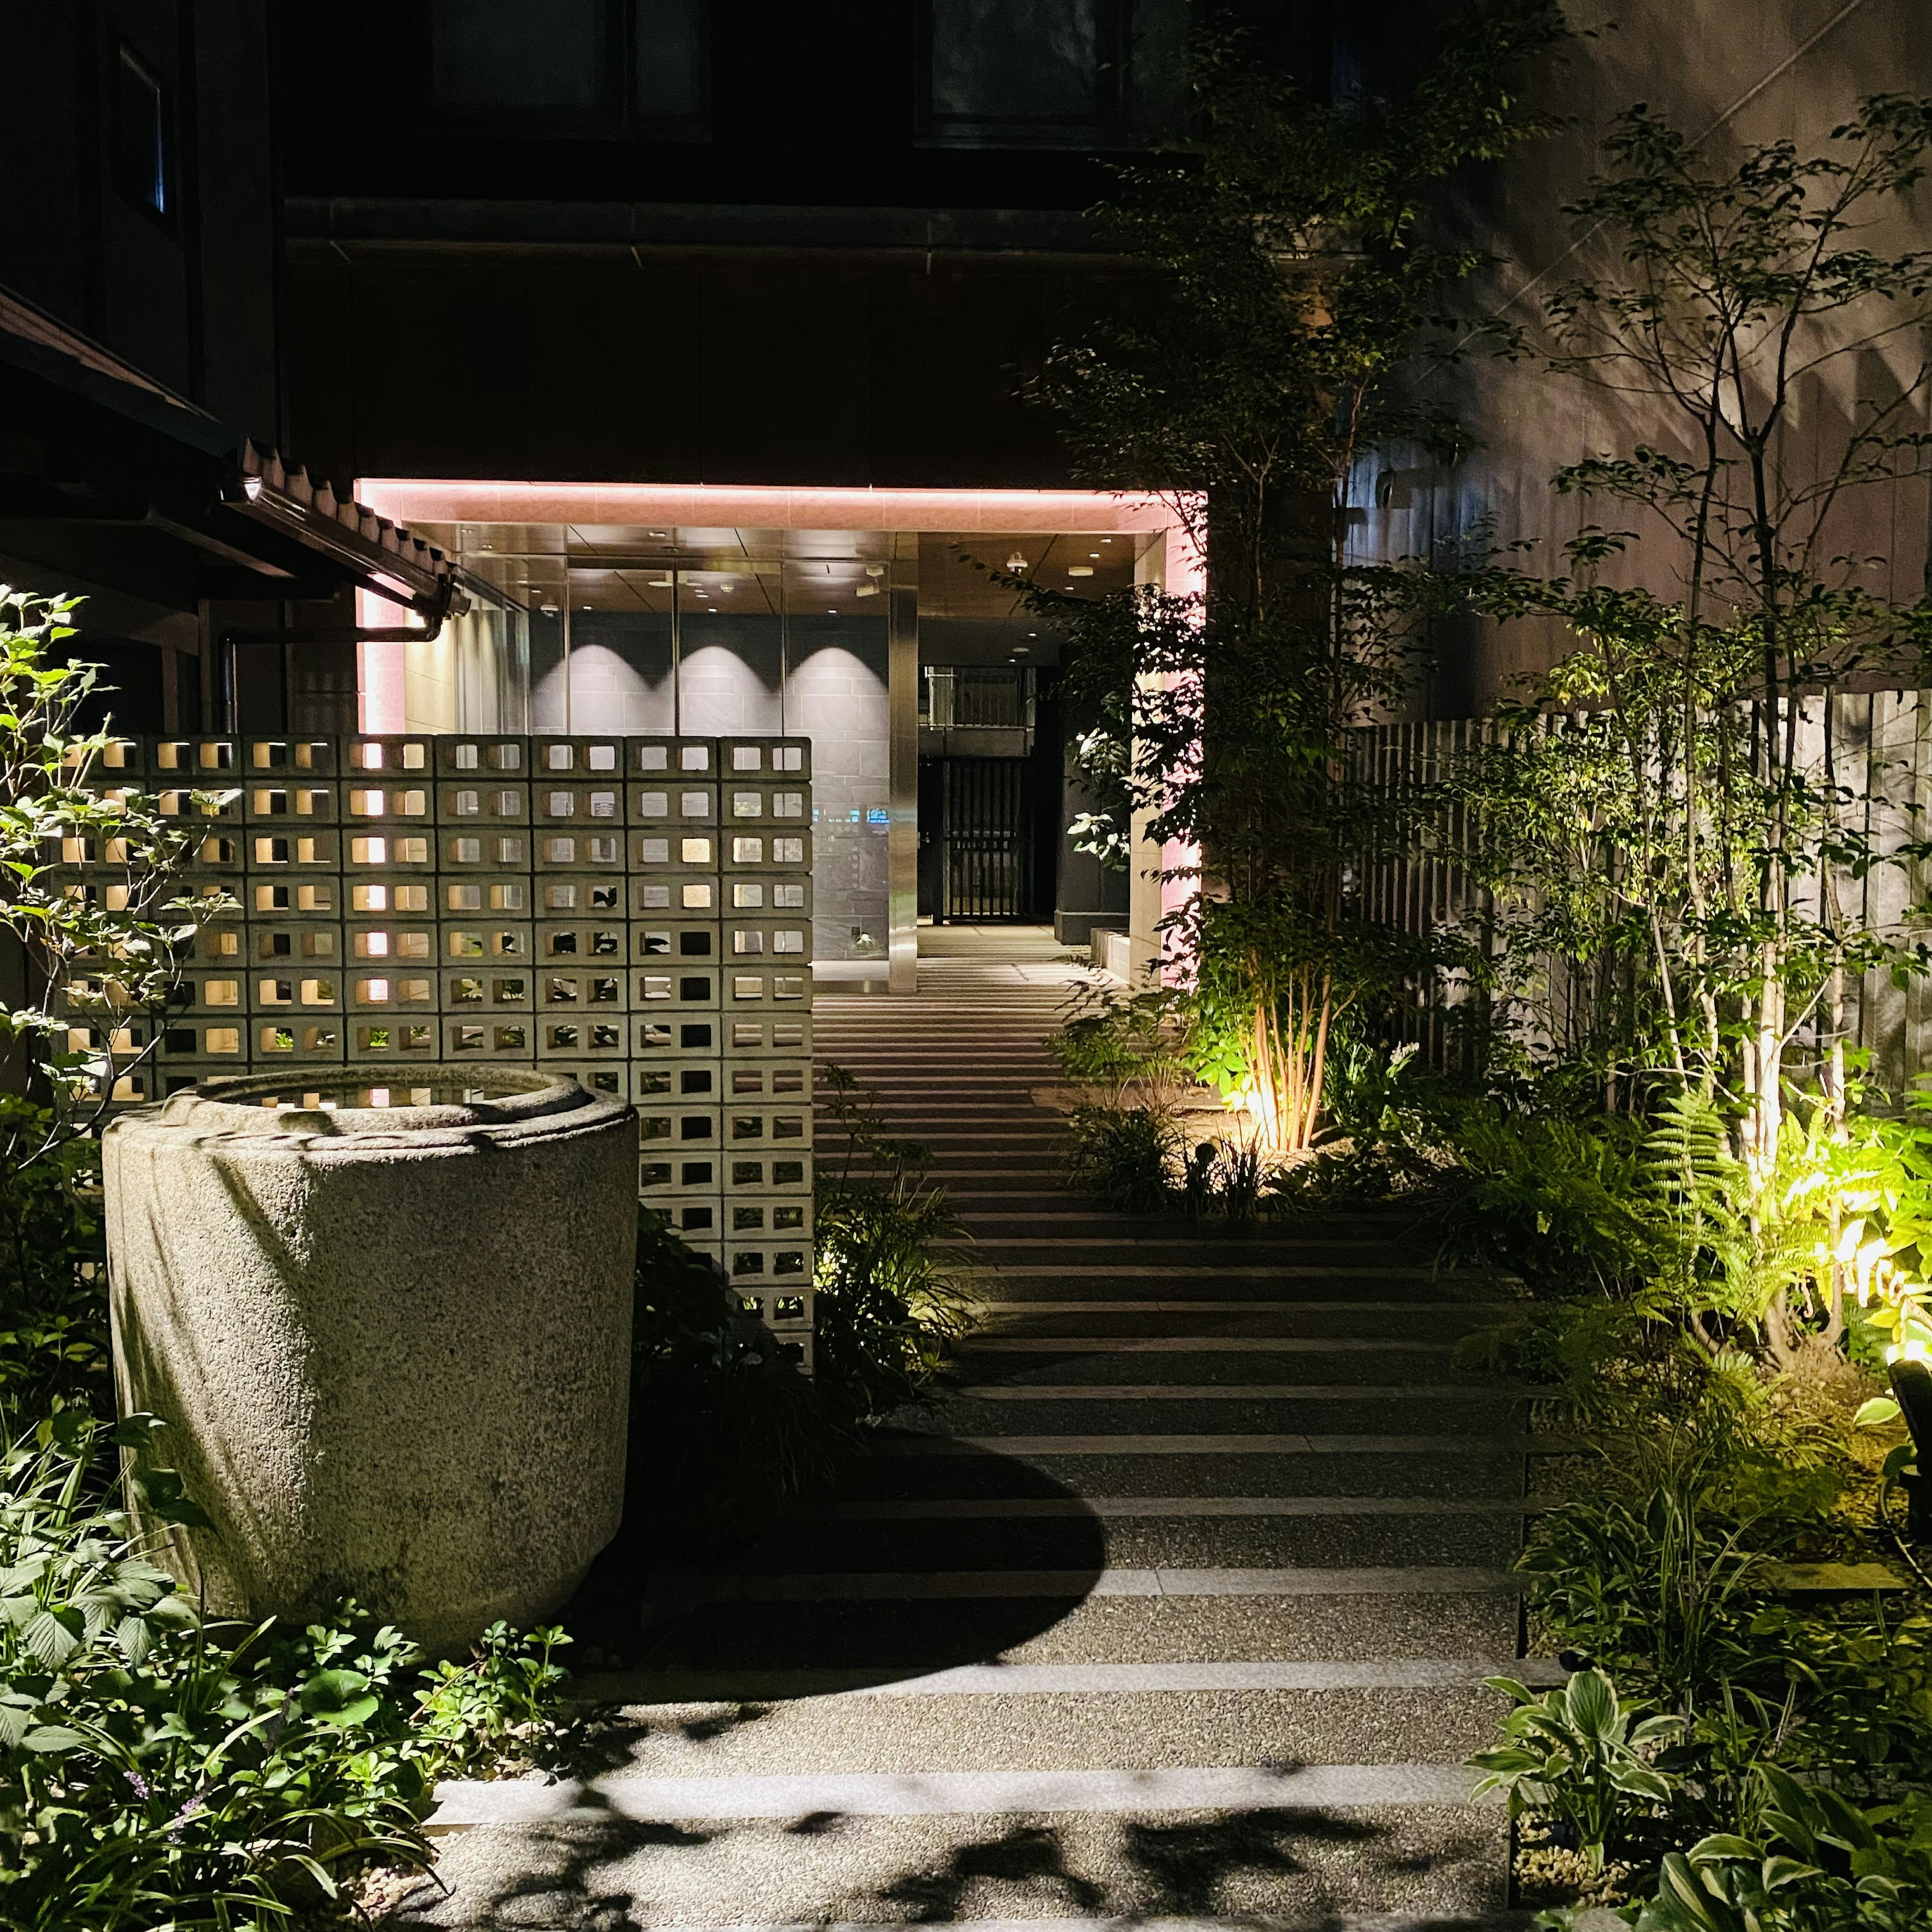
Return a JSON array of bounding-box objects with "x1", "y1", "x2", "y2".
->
[
  {"x1": 1028, "y1": 0, "x2": 1568, "y2": 1152},
  {"x1": 0, "y1": 588, "x2": 222, "y2": 1143},
  {"x1": 0, "y1": 587, "x2": 223, "y2": 1420},
  {"x1": 1452, "y1": 97, "x2": 1932, "y2": 1170}
]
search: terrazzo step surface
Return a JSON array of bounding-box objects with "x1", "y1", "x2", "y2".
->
[{"x1": 410, "y1": 952, "x2": 1531, "y2": 1929}]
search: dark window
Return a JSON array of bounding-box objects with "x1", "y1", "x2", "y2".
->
[
  {"x1": 920, "y1": 0, "x2": 1185, "y2": 148},
  {"x1": 633, "y1": 0, "x2": 704, "y2": 123},
  {"x1": 421, "y1": 0, "x2": 706, "y2": 138},
  {"x1": 111, "y1": 44, "x2": 172, "y2": 225},
  {"x1": 430, "y1": 0, "x2": 606, "y2": 110}
]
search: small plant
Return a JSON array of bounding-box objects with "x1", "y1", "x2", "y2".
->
[
  {"x1": 1470, "y1": 1668, "x2": 1680, "y2": 1871},
  {"x1": 1044, "y1": 987, "x2": 1191, "y2": 1104},
  {"x1": 815, "y1": 1065, "x2": 976, "y2": 1418},
  {"x1": 415, "y1": 1622, "x2": 573, "y2": 1778},
  {"x1": 1633, "y1": 1767, "x2": 1932, "y2": 1932},
  {"x1": 1066, "y1": 1101, "x2": 1179, "y2": 1213}
]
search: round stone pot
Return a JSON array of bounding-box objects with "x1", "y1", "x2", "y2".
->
[{"x1": 103, "y1": 1068, "x2": 636, "y2": 1655}]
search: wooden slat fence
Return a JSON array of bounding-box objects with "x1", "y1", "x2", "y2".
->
[{"x1": 1356, "y1": 692, "x2": 1932, "y2": 1093}]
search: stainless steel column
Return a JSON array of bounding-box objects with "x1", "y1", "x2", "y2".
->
[{"x1": 888, "y1": 561, "x2": 919, "y2": 993}]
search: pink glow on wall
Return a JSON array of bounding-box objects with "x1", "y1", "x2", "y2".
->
[
  {"x1": 356, "y1": 589, "x2": 409, "y2": 734},
  {"x1": 1158, "y1": 522, "x2": 1205, "y2": 979},
  {"x1": 354, "y1": 478, "x2": 1185, "y2": 536}
]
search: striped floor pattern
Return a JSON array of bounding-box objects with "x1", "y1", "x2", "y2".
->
[{"x1": 414, "y1": 942, "x2": 1536, "y2": 1929}]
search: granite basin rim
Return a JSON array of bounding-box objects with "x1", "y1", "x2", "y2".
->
[{"x1": 105, "y1": 1064, "x2": 633, "y2": 1150}]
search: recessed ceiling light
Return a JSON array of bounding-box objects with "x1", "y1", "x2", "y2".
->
[
  {"x1": 1089, "y1": 551, "x2": 1100, "y2": 558},
  {"x1": 1069, "y1": 566, "x2": 1094, "y2": 577},
  {"x1": 865, "y1": 565, "x2": 884, "y2": 577},
  {"x1": 650, "y1": 577, "x2": 672, "y2": 588}
]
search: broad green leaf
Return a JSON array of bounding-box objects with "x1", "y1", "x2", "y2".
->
[
  {"x1": 301, "y1": 1667, "x2": 380, "y2": 1729},
  {"x1": 22, "y1": 1606, "x2": 83, "y2": 1668},
  {"x1": 1564, "y1": 1666, "x2": 1616, "y2": 1738},
  {"x1": 22, "y1": 1725, "x2": 87, "y2": 1753}
]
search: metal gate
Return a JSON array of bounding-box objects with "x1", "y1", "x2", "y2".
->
[{"x1": 930, "y1": 758, "x2": 1032, "y2": 922}]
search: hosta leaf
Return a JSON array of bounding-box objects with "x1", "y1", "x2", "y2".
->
[
  {"x1": 1564, "y1": 1668, "x2": 1617, "y2": 1739},
  {"x1": 1854, "y1": 1396, "x2": 1903, "y2": 1428},
  {"x1": 1689, "y1": 1834, "x2": 1762, "y2": 1861}
]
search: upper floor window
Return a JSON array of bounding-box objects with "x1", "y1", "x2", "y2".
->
[
  {"x1": 919, "y1": 0, "x2": 1186, "y2": 149},
  {"x1": 421, "y1": 0, "x2": 706, "y2": 139},
  {"x1": 112, "y1": 43, "x2": 174, "y2": 226}
]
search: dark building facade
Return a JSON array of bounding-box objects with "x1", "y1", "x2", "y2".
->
[
  {"x1": 268, "y1": 1, "x2": 1219, "y2": 961},
  {"x1": 0, "y1": 5, "x2": 461, "y2": 740},
  {"x1": 274, "y1": 0, "x2": 1196, "y2": 492}
]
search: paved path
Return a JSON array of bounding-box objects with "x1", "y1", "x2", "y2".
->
[{"x1": 415, "y1": 952, "x2": 1538, "y2": 1928}]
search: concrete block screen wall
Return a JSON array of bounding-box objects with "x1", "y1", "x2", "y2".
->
[{"x1": 61, "y1": 732, "x2": 817, "y2": 1370}]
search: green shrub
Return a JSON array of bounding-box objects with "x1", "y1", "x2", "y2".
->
[
  {"x1": 1633, "y1": 1767, "x2": 1932, "y2": 1932},
  {"x1": 0, "y1": 1408, "x2": 581, "y2": 1930},
  {"x1": 1066, "y1": 1102, "x2": 1178, "y2": 1213},
  {"x1": 814, "y1": 1066, "x2": 976, "y2": 1420},
  {"x1": 1043, "y1": 988, "x2": 1189, "y2": 1102},
  {"x1": 0, "y1": 1103, "x2": 111, "y2": 1425},
  {"x1": 1, "y1": 1414, "x2": 417, "y2": 1928},
  {"x1": 1425, "y1": 1101, "x2": 1660, "y2": 1297}
]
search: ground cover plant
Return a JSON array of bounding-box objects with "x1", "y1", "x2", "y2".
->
[{"x1": 0, "y1": 592, "x2": 584, "y2": 1927}]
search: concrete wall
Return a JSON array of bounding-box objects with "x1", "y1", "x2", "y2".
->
[
  {"x1": 1359, "y1": 0, "x2": 1932, "y2": 714},
  {"x1": 788, "y1": 622, "x2": 892, "y2": 960}
]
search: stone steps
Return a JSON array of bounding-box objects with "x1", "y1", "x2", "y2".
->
[{"x1": 414, "y1": 960, "x2": 1526, "y2": 1929}]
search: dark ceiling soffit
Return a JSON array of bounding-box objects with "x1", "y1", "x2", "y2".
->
[
  {"x1": 0, "y1": 289, "x2": 454, "y2": 614},
  {"x1": 283, "y1": 197, "x2": 1123, "y2": 259},
  {"x1": 0, "y1": 286, "x2": 237, "y2": 465}
]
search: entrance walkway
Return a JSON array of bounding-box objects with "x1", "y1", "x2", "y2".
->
[{"x1": 415, "y1": 944, "x2": 1544, "y2": 1928}]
